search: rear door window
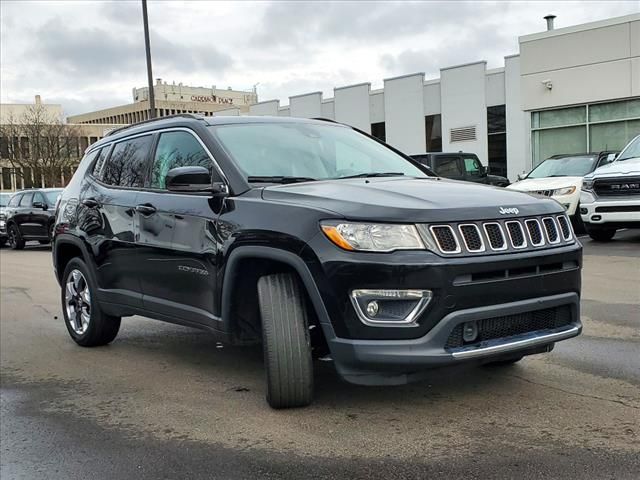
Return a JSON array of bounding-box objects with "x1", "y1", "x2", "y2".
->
[
  {"x1": 19, "y1": 192, "x2": 33, "y2": 206},
  {"x1": 434, "y1": 157, "x2": 463, "y2": 177},
  {"x1": 101, "y1": 135, "x2": 153, "y2": 188}
]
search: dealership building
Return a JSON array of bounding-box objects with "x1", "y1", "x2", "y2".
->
[
  {"x1": 67, "y1": 80, "x2": 258, "y2": 125},
  {"x1": 249, "y1": 14, "x2": 640, "y2": 181}
]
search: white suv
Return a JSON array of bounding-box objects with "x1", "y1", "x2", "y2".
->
[{"x1": 580, "y1": 135, "x2": 640, "y2": 241}]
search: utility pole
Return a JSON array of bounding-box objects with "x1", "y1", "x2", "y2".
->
[{"x1": 142, "y1": 0, "x2": 156, "y2": 119}]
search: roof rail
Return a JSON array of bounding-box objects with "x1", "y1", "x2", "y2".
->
[{"x1": 105, "y1": 113, "x2": 206, "y2": 137}]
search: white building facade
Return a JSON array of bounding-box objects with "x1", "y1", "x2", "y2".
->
[{"x1": 250, "y1": 14, "x2": 640, "y2": 181}]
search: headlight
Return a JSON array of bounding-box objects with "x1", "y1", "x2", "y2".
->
[
  {"x1": 552, "y1": 186, "x2": 577, "y2": 196},
  {"x1": 321, "y1": 222, "x2": 424, "y2": 252},
  {"x1": 582, "y1": 179, "x2": 594, "y2": 191}
]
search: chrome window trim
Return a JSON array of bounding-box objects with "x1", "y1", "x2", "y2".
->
[
  {"x1": 482, "y1": 222, "x2": 508, "y2": 251},
  {"x1": 525, "y1": 219, "x2": 545, "y2": 247},
  {"x1": 457, "y1": 223, "x2": 486, "y2": 253},
  {"x1": 505, "y1": 220, "x2": 528, "y2": 249},
  {"x1": 429, "y1": 225, "x2": 461, "y2": 254},
  {"x1": 542, "y1": 216, "x2": 561, "y2": 244}
]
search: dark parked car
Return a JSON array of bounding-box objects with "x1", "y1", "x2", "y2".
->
[
  {"x1": 0, "y1": 192, "x2": 13, "y2": 246},
  {"x1": 53, "y1": 115, "x2": 581, "y2": 408},
  {"x1": 411, "y1": 152, "x2": 510, "y2": 186},
  {"x1": 5, "y1": 188, "x2": 63, "y2": 249}
]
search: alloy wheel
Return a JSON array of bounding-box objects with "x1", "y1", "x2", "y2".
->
[{"x1": 65, "y1": 269, "x2": 91, "y2": 335}]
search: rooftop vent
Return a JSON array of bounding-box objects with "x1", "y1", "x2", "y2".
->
[
  {"x1": 450, "y1": 126, "x2": 477, "y2": 143},
  {"x1": 544, "y1": 14, "x2": 556, "y2": 31}
]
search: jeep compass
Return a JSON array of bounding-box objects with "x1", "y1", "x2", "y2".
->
[{"x1": 53, "y1": 115, "x2": 582, "y2": 408}]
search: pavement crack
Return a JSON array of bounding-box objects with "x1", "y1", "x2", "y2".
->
[{"x1": 506, "y1": 374, "x2": 639, "y2": 410}]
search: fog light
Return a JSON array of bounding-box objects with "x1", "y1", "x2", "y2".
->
[
  {"x1": 350, "y1": 289, "x2": 432, "y2": 327},
  {"x1": 580, "y1": 207, "x2": 588, "y2": 215},
  {"x1": 462, "y1": 322, "x2": 478, "y2": 343}
]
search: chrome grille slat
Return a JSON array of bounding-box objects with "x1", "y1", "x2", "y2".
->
[
  {"x1": 505, "y1": 221, "x2": 527, "y2": 249},
  {"x1": 458, "y1": 224, "x2": 485, "y2": 253},
  {"x1": 483, "y1": 222, "x2": 507, "y2": 251},
  {"x1": 556, "y1": 215, "x2": 572, "y2": 241},
  {"x1": 429, "y1": 225, "x2": 461, "y2": 253},
  {"x1": 542, "y1": 217, "x2": 560, "y2": 244},
  {"x1": 525, "y1": 219, "x2": 545, "y2": 247}
]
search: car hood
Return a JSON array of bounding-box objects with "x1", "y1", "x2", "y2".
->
[
  {"x1": 261, "y1": 177, "x2": 562, "y2": 223},
  {"x1": 507, "y1": 176, "x2": 583, "y2": 192},
  {"x1": 585, "y1": 157, "x2": 640, "y2": 178}
]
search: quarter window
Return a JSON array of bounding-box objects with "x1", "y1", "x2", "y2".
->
[
  {"x1": 151, "y1": 131, "x2": 217, "y2": 189},
  {"x1": 90, "y1": 148, "x2": 107, "y2": 178},
  {"x1": 8, "y1": 194, "x2": 21, "y2": 207},
  {"x1": 101, "y1": 135, "x2": 152, "y2": 188}
]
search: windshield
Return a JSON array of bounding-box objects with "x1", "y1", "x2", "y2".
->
[
  {"x1": 527, "y1": 156, "x2": 597, "y2": 179},
  {"x1": 210, "y1": 123, "x2": 428, "y2": 181},
  {"x1": 44, "y1": 190, "x2": 63, "y2": 205},
  {"x1": 617, "y1": 136, "x2": 640, "y2": 161},
  {"x1": 0, "y1": 193, "x2": 11, "y2": 207}
]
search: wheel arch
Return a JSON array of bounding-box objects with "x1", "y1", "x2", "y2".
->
[
  {"x1": 53, "y1": 234, "x2": 92, "y2": 285},
  {"x1": 221, "y1": 246, "x2": 336, "y2": 346}
]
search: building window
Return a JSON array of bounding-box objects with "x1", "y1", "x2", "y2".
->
[
  {"x1": 487, "y1": 105, "x2": 507, "y2": 177},
  {"x1": 1, "y1": 168, "x2": 11, "y2": 190},
  {"x1": 371, "y1": 122, "x2": 386, "y2": 142},
  {"x1": 425, "y1": 114, "x2": 442, "y2": 152},
  {"x1": 531, "y1": 98, "x2": 640, "y2": 166}
]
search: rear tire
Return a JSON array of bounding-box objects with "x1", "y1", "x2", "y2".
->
[
  {"x1": 61, "y1": 257, "x2": 121, "y2": 347},
  {"x1": 586, "y1": 226, "x2": 616, "y2": 242},
  {"x1": 258, "y1": 273, "x2": 313, "y2": 409},
  {"x1": 8, "y1": 224, "x2": 25, "y2": 250}
]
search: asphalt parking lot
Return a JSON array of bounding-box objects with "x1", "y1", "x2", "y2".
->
[{"x1": 1, "y1": 232, "x2": 639, "y2": 479}]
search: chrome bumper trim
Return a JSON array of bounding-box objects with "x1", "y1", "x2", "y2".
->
[{"x1": 451, "y1": 326, "x2": 580, "y2": 360}]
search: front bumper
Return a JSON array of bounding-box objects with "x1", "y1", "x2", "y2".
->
[
  {"x1": 0, "y1": 219, "x2": 7, "y2": 238},
  {"x1": 327, "y1": 293, "x2": 581, "y2": 385},
  {"x1": 580, "y1": 191, "x2": 640, "y2": 225}
]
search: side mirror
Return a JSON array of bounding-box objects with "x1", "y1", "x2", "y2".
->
[
  {"x1": 32, "y1": 201, "x2": 47, "y2": 210},
  {"x1": 516, "y1": 173, "x2": 525, "y2": 181},
  {"x1": 165, "y1": 166, "x2": 227, "y2": 195}
]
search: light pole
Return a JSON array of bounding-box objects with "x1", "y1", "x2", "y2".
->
[{"x1": 142, "y1": 0, "x2": 156, "y2": 119}]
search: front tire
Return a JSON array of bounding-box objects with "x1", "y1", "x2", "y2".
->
[
  {"x1": 8, "y1": 224, "x2": 25, "y2": 250},
  {"x1": 586, "y1": 226, "x2": 616, "y2": 242},
  {"x1": 258, "y1": 273, "x2": 313, "y2": 409},
  {"x1": 61, "y1": 258, "x2": 121, "y2": 347}
]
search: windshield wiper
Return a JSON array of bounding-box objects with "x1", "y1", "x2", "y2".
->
[
  {"x1": 338, "y1": 172, "x2": 406, "y2": 179},
  {"x1": 247, "y1": 176, "x2": 317, "y2": 184}
]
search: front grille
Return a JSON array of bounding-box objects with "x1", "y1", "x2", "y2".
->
[
  {"x1": 445, "y1": 305, "x2": 573, "y2": 349},
  {"x1": 483, "y1": 223, "x2": 506, "y2": 250},
  {"x1": 593, "y1": 177, "x2": 640, "y2": 196},
  {"x1": 531, "y1": 189, "x2": 554, "y2": 197},
  {"x1": 421, "y1": 214, "x2": 574, "y2": 257}
]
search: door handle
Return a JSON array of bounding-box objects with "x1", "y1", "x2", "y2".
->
[
  {"x1": 82, "y1": 198, "x2": 100, "y2": 208},
  {"x1": 135, "y1": 203, "x2": 157, "y2": 216}
]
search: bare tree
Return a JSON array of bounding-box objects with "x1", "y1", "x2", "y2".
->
[{"x1": 0, "y1": 104, "x2": 83, "y2": 187}]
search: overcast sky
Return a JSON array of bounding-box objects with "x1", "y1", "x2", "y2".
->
[{"x1": 1, "y1": 0, "x2": 638, "y2": 117}]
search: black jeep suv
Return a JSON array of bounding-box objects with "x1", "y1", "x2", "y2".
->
[
  {"x1": 53, "y1": 115, "x2": 582, "y2": 408},
  {"x1": 5, "y1": 188, "x2": 63, "y2": 249}
]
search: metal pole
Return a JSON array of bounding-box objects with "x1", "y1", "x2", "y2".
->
[{"x1": 142, "y1": 0, "x2": 156, "y2": 119}]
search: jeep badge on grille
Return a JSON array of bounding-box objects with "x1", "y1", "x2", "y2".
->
[{"x1": 499, "y1": 207, "x2": 519, "y2": 215}]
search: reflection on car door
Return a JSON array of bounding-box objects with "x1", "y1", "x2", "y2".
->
[
  {"x1": 135, "y1": 129, "x2": 222, "y2": 329},
  {"x1": 31, "y1": 191, "x2": 50, "y2": 237},
  {"x1": 79, "y1": 137, "x2": 152, "y2": 307}
]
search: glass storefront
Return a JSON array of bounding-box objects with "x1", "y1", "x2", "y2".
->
[{"x1": 531, "y1": 98, "x2": 640, "y2": 166}]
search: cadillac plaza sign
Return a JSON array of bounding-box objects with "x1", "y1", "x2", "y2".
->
[{"x1": 190, "y1": 95, "x2": 234, "y2": 105}]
